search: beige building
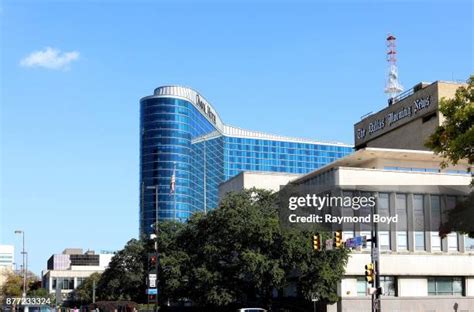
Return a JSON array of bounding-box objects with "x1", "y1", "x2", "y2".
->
[
  {"x1": 354, "y1": 81, "x2": 465, "y2": 151},
  {"x1": 291, "y1": 147, "x2": 473, "y2": 312},
  {"x1": 221, "y1": 148, "x2": 473, "y2": 312}
]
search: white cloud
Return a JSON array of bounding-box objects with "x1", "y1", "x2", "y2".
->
[{"x1": 20, "y1": 47, "x2": 80, "y2": 70}]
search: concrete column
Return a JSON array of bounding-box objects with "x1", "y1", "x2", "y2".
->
[
  {"x1": 424, "y1": 194, "x2": 432, "y2": 253},
  {"x1": 440, "y1": 195, "x2": 448, "y2": 252},
  {"x1": 389, "y1": 192, "x2": 397, "y2": 251},
  {"x1": 407, "y1": 193, "x2": 415, "y2": 252},
  {"x1": 458, "y1": 233, "x2": 465, "y2": 253}
]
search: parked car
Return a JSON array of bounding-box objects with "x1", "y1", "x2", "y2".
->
[{"x1": 237, "y1": 309, "x2": 267, "y2": 312}]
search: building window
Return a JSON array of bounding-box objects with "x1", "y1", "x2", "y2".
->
[
  {"x1": 380, "y1": 276, "x2": 397, "y2": 296},
  {"x1": 379, "y1": 231, "x2": 390, "y2": 251},
  {"x1": 415, "y1": 232, "x2": 425, "y2": 251},
  {"x1": 356, "y1": 277, "x2": 368, "y2": 296},
  {"x1": 431, "y1": 232, "x2": 441, "y2": 251},
  {"x1": 465, "y1": 236, "x2": 474, "y2": 252},
  {"x1": 396, "y1": 194, "x2": 408, "y2": 251},
  {"x1": 343, "y1": 231, "x2": 354, "y2": 242},
  {"x1": 428, "y1": 277, "x2": 464, "y2": 296},
  {"x1": 397, "y1": 232, "x2": 408, "y2": 250},
  {"x1": 76, "y1": 277, "x2": 87, "y2": 287},
  {"x1": 54, "y1": 278, "x2": 74, "y2": 290},
  {"x1": 413, "y1": 195, "x2": 425, "y2": 251},
  {"x1": 378, "y1": 193, "x2": 391, "y2": 250},
  {"x1": 430, "y1": 195, "x2": 442, "y2": 251},
  {"x1": 447, "y1": 233, "x2": 458, "y2": 252}
]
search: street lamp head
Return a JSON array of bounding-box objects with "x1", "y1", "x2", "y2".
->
[{"x1": 14, "y1": 230, "x2": 23, "y2": 234}]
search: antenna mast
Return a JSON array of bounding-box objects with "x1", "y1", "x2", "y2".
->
[{"x1": 384, "y1": 34, "x2": 403, "y2": 100}]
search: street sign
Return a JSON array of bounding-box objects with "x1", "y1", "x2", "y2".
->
[
  {"x1": 345, "y1": 236, "x2": 367, "y2": 249},
  {"x1": 149, "y1": 273, "x2": 157, "y2": 288},
  {"x1": 373, "y1": 248, "x2": 379, "y2": 261},
  {"x1": 147, "y1": 288, "x2": 158, "y2": 295},
  {"x1": 325, "y1": 239, "x2": 333, "y2": 250}
]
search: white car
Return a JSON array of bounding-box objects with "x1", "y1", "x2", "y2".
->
[{"x1": 237, "y1": 309, "x2": 267, "y2": 312}]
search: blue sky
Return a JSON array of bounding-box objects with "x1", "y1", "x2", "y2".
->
[{"x1": 1, "y1": 0, "x2": 472, "y2": 275}]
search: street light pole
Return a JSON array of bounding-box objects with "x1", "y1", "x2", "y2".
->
[
  {"x1": 147, "y1": 185, "x2": 159, "y2": 312},
  {"x1": 14, "y1": 230, "x2": 26, "y2": 298}
]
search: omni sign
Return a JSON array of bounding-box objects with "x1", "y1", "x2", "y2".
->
[{"x1": 196, "y1": 95, "x2": 217, "y2": 125}]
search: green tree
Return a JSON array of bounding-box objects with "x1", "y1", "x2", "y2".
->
[
  {"x1": 426, "y1": 76, "x2": 474, "y2": 238},
  {"x1": 96, "y1": 189, "x2": 350, "y2": 309},
  {"x1": 156, "y1": 221, "x2": 189, "y2": 305},
  {"x1": 181, "y1": 189, "x2": 349, "y2": 309},
  {"x1": 0, "y1": 271, "x2": 43, "y2": 298},
  {"x1": 70, "y1": 272, "x2": 101, "y2": 304},
  {"x1": 180, "y1": 189, "x2": 286, "y2": 308},
  {"x1": 426, "y1": 75, "x2": 474, "y2": 170},
  {"x1": 1, "y1": 271, "x2": 23, "y2": 297},
  {"x1": 96, "y1": 239, "x2": 148, "y2": 302}
]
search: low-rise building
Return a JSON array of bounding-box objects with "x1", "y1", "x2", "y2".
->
[
  {"x1": 0, "y1": 245, "x2": 14, "y2": 289},
  {"x1": 42, "y1": 248, "x2": 114, "y2": 300},
  {"x1": 218, "y1": 171, "x2": 301, "y2": 198},
  {"x1": 221, "y1": 147, "x2": 473, "y2": 312},
  {"x1": 291, "y1": 147, "x2": 473, "y2": 312}
]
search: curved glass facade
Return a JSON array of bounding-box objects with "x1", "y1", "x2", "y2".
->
[{"x1": 140, "y1": 86, "x2": 353, "y2": 235}]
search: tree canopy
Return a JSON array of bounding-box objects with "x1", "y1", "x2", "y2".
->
[
  {"x1": 96, "y1": 238, "x2": 148, "y2": 303},
  {"x1": 426, "y1": 75, "x2": 474, "y2": 169},
  {"x1": 95, "y1": 189, "x2": 350, "y2": 310}
]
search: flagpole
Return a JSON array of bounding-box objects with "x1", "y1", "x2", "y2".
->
[
  {"x1": 204, "y1": 140, "x2": 207, "y2": 214},
  {"x1": 173, "y1": 162, "x2": 177, "y2": 221}
]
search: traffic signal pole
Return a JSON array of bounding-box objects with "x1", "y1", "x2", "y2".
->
[
  {"x1": 155, "y1": 187, "x2": 159, "y2": 312},
  {"x1": 372, "y1": 195, "x2": 381, "y2": 312}
]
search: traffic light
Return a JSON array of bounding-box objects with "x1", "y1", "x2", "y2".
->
[
  {"x1": 365, "y1": 263, "x2": 375, "y2": 283},
  {"x1": 313, "y1": 234, "x2": 321, "y2": 251},
  {"x1": 333, "y1": 230, "x2": 343, "y2": 248},
  {"x1": 148, "y1": 254, "x2": 157, "y2": 272}
]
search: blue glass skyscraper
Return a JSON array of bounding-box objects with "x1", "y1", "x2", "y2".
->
[{"x1": 140, "y1": 86, "x2": 352, "y2": 234}]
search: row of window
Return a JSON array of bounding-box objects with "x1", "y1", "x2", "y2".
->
[
  {"x1": 345, "y1": 231, "x2": 473, "y2": 252},
  {"x1": 384, "y1": 166, "x2": 470, "y2": 175},
  {"x1": 342, "y1": 192, "x2": 473, "y2": 252},
  {"x1": 225, "y1": 144, "x2": 349, "y2": 155},
  {"x1": 225, "y1": 137, "x2": 351, "y2": 151},
  {"x1": 356, "y1": 276, "x2": 464, "y2": 297}
]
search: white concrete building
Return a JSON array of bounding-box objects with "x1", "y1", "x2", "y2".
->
[
  {"x1": 291, "y1": 148, "x2": 473, "y2": 312},
  {"x1": 218, "y1": 171, "x2": 302, "y2": 198},
  {"x1": 42, "y1": 248, "x2": 114, "y2": 301},
  {"x1": 0, "y1": 245, "x2": 14, "y2": 289}
]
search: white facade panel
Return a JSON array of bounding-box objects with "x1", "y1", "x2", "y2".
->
[{"x1": 398, "y1": 278, "x2": 427, "y2": 297}]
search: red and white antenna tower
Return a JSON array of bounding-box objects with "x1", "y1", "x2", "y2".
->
[{"x1": 384, "y1": 34, "x2": 404, "y2": 99}]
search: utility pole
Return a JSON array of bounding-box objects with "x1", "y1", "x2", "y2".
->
[
  {"x1": 146, "y1": 185, "x2": 159, "y2": 311},
  {"x1": 92, "y1": 279, "x2": 96, "y2": 303},
  {"x1": 14, "y1": 230, "x2": 26, "y2": 298},
  {"x1": 370, "y1": 195, "x2": 381, "y2": 312},
  {"x1": 374, "y1": 195, "x2": 381, "y2": 311},
  {"x1": 154, "y1": 186, "x2": 159, "y2": 312}
]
